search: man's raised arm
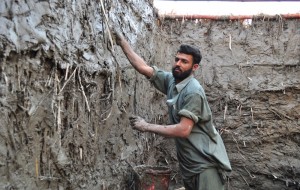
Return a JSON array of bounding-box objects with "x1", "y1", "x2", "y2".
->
[{"x1": 114, "y1": 30, "x2": 154, "y2": 78}]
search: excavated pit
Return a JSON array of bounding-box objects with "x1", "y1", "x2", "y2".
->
[{"x1": 0, "y1": 0, "x2": 299, "y2": 189}]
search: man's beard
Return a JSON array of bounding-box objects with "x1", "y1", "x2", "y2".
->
[{"x1": 172, "y1": 66, "x2": 193, "y2": 81}]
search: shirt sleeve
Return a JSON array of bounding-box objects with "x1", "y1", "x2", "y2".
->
[
  {"x1": 178, "y1": 93, "x2": 212, "y2": 124},
  {"x1": 148, "y1": 66, "x2": 173, "y2": 95}
]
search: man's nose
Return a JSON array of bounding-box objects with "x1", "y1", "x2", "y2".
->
[{"x1": 175, "y1": 59, "x2": 181, "y2": 66}]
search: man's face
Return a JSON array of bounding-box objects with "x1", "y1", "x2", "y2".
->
[{"x1": 172, "y1": 53, "x2": 198, "y2": 81}]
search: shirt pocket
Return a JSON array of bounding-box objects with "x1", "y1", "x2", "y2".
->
[{"x1": 166, "y1": 94, "x2": 179, "y2": 110}]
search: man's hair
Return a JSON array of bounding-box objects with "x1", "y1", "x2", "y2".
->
[{"x1": 177, "y1": 44, "x2": 202, "y2": 65}]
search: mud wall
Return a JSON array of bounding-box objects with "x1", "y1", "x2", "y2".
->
[
  {"x1": 0, "y1": 0, "x2": 300, "y2": 190},
  {"x1": 0, "y1": 0, "x2": 164, "y2": 189}
]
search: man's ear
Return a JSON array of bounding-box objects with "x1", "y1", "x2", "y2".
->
[{"x1": 192, "y1": 64, "x2": 199, "y2": 71}]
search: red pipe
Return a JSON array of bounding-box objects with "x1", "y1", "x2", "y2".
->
[{"x1": 160, "y1": 13, "x2": 300, "y2": 20}]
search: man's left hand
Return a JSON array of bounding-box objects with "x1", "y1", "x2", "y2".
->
[{"x1": 129, "y1": 116, "x2": 148, "y2": 132}]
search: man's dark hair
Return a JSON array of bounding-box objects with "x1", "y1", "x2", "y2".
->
[{"x1": 177, "y1": 44, "x2": 202, "y2": 65}]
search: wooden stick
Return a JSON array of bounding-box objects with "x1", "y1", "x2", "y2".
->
[{"x1": 35, "y1": 157, "x2": 39, "y2": 179}]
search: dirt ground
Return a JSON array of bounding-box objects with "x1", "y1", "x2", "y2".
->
[{"x1": 0, "y1": 0, "x2": 299, "y2": 189}]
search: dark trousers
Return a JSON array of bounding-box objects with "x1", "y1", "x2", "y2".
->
[{"x1": 183, "y1": 168, "x2": 225, "y2": 190}]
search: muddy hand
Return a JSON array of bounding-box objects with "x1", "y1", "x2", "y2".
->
[
  {"x1": 129, "y1": 116, "x2": 148, "y2": 132},
  {"x1": 110, "y1": 27, "x2": 124, "y2": 46}
]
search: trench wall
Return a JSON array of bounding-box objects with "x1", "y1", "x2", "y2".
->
[
  {"x1": 0, "y1": 0, "x2": 300, "y2": 189},
  {"x1": 0, "y1": 0, "x2": 163, "y2": 189}
]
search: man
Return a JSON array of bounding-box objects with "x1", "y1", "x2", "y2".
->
[{"x1": 114, "y1": 31, "x2": 231, "y2": 190}]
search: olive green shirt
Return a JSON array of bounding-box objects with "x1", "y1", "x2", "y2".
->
[{"x1": 149, "y1": 66, "x2": 232, "y2": 179}]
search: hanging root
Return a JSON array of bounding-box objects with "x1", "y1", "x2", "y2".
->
[
  {"x1": 101, "y1": 106, "x2": 113, "y2": 121},
  {"x1": 229, "y1": 34, "x2": 232, "y2": 51},
  {"x1": 224, "y1": 104, "x2": 228, "y2": 120},
  {"x1": 59, "y1": 67, "x2": 78, "y2": 94},
  {"x1": 78, "y1": 68, "x2": 91, "y2": 112},
  {"x1": 100, "y1": 0, "x2": 114, "y2": 51}
]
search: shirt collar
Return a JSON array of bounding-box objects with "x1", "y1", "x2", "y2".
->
[{"x1": 175, "y1": 74, "x2": 194, "y2": 92}]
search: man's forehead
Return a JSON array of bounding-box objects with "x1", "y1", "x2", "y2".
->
[{"x1": 176, "y1": 53, "x2": 193, "y2": 59}]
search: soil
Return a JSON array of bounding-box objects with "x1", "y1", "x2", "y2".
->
[{"x1": 0, "y1": 0, "x2": 299, "y2": 190}]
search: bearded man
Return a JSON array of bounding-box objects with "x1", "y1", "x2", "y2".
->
[{"x1": 114, "y1": 31, "x2": 232, "y2": 190}]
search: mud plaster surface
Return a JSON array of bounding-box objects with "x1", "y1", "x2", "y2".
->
[{"x1": 0, "y1": 0, "x2": 300, "y2": 189}]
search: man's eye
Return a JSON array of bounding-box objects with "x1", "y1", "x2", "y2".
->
[{"x1": 175, "y1": 58, "x2": 179, "y2": 62}]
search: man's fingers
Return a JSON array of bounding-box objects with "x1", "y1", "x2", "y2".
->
[
  {"x1": 129, "y1": 116, "x2": 136, "y2": 120},
  {"x1": 129, "y1": 115, "x2": 140, "y2": 121},
  {"x1": 129, "y1": 116, "x2": 138, "y2": 125},
  {"x1": 109, "y1": 27, "x2": 124, "y2": 45},
  {"x1": 129, "y1": 115, "x2": 144, "y2": 127},
  {"x1": 129, "y1": 116, "x2": 136, "y2": 122}
]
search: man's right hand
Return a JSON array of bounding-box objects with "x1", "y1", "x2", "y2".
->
[
  {"x1": 110, "y1": 26, "x2": 154, "y2": 78},
  {"x1": 111, "y1": 27, "x2": 123, "y2": 46}
]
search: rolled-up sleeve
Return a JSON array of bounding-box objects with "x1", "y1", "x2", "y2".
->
[{"x1": 178, "y1": 93, "x2": 212, "y2": 124}]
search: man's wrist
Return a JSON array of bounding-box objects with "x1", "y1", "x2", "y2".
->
[{"x1": 144, "y1": 123, "x2": 151, "y2": 132}]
